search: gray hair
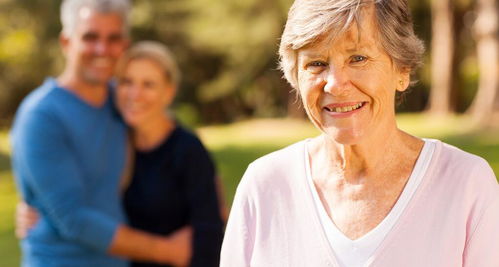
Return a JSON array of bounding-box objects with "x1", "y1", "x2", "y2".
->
[
  {"x1": 116, "y1": 41, "x2": 181, "y2": 89},
  {"x1": 278, "y1": 0, "x2": 425, "y2": 89},
  {"x1": 60, "y1": 0, "x2": 131, "y2": 37}
]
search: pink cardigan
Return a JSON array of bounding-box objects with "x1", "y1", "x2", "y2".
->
[{"x1": 220, "y1": 140, "x2": 499, "y2": 266}]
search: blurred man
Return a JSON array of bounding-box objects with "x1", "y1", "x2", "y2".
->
[{"x1": 11, "y1": 0, "x2": 189, "y2": 266}]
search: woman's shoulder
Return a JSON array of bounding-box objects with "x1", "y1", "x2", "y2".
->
[
  {"x1": 233, "y1": 140, "x2": 309, "y2": 207},
  {"x1": 429, "y1": 139, "x2": 498, "y2": 198},
  {"x1": 434, "y1": 140, "x2": 494, "y2": 175},
  {"x1": 238, "y1": 140, "x2": 307, "y2": 190},
  {"x1": 249, "y1": 140, "x2": 307, "y2": 172},
  {"x1": 171, "y1": 124, "x2": 207, "y2": 150}
]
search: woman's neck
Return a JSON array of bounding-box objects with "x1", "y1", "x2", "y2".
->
[
  {"x1": 132, "y1": 113, "x2": 175, "y2": 152},
  {"x1": 310, "y1": 125, "x2": 423, "y2": 184}
]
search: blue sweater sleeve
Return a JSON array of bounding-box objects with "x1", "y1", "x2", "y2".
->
[{"x1": 13, "y1": 109, "x2": 119, "y2": 252}]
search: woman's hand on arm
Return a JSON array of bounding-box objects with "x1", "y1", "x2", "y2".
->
[{"x1": 15, "y1": 201, "x2": 39, "y2": 239}]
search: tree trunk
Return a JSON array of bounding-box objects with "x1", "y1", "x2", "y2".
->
[
  {"x1": 428, "y1": 0, "x2": 455, "y2": 115},
  {"x1": 466, "y1": 0, "x2": 499, "y2": 125}
]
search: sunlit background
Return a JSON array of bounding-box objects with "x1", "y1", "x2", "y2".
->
[{"x1": 1, "y1": 0, "x2": 498, "y2": 265}]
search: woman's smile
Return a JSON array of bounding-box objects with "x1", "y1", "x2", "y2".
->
[{"x1": 322, "y1": 101, "x2": 367, "y2": 118}]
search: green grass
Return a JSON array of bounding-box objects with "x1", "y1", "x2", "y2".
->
[
  {"x1": 0, "y1": 129, "x2": 19, "y2": 267},
  {"x1": 1, "y1": 114, "x2": 499, "y2": 266}
]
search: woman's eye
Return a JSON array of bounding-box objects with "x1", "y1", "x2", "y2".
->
[
  {"x1": 351, "y1": 55, "x2": 367, "y2": 63},
  {"x1": 305, "y1": 61, "x2": 327, "y2": 73},
  {"x1": 143, "y1": 81, "x2": 156, "y2": 89},
  {"x1": 308, "y1": 61, "x2": 326, "y2": 67}
]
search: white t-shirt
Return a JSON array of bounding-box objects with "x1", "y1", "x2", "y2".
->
[{"x1": 305, "y1": 139, "x2": 436, "y2": 267}]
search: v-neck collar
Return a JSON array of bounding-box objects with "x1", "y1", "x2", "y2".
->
[
  {"x1": 298, "y1": 140, "x2": 342, "y2": 267},
  {"x1": 299, "y1": 139, "x2": 442, "y2": 266}
]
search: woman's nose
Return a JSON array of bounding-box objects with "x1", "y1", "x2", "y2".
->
[
  {"x1": 323, "y1": 66, "x2": 349, "y2": 96},
  {"x1": 127, "y1": 85, "x2": 143, "y2": 99}
]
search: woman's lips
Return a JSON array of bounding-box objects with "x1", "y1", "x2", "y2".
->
[{"x1": 322, "y1": 101, "x2": 366, "y2": 116}]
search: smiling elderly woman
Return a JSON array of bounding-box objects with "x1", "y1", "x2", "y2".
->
[{"x1": 220, "y1": 0, "x2": 499, "y2": 266}]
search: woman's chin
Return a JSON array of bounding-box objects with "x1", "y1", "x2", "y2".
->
[
  {"x1": 122, "y1": 115, "x2": 142, "y2": 129},
  {"x1": 323, "y1": 127, "x2": 365, "y2": 145}
]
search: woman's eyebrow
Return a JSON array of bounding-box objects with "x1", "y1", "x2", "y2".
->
[
  {"x1": 302, "y1": 53, "x2": 324, "y2": 58},
  {"x1": 298, "y1": 51, "x2": 325, "y2": 60},
  {"x1": 345, "y1": 43, "x2": 373, "y2": 53}
]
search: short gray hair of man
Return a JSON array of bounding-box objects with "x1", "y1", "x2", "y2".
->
[
  {"x1": 116, "y1": 41, "x2": 182, "y2": 90},
  {"x1": 60, "y1": 0, "x2": 131, "y2": 37},
  {"x1": 278, "y1": 0, "x2": 425, "y2": 90}
]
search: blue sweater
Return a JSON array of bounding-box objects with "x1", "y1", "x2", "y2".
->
[{"x1": 11, "y1": 78, "x2": 128, "y2": 267}]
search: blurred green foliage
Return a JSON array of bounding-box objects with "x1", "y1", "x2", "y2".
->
[{"x1": 0, "y1": 0, "x2": 483, "y2": 124}]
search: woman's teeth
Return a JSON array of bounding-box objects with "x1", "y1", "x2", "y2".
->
[{"x1": 324, "y1": 103, "x2": 363, "y2": 113}]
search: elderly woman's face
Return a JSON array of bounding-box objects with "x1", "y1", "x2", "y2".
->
[
  {"x1": 116, "y1": 58, "x2": 175, "y2": 128},
  {"x1": 296, "y1": 8, "x2": 408, "y2": 144}
]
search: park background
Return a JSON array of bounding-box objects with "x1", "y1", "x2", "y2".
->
[{"x1": 0, "y1": 0, "x2": 498, "y2": 265}]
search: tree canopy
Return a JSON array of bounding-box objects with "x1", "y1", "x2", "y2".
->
[{"x1": 0, "y1": 0, "x2": 493, "y2": 126}]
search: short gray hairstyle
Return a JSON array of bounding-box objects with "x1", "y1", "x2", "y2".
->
[
  {"x1": 60, "y1": 0, "x2": 131, "y2": 37},
  {"x1": 278, "y1": 0, "x2": 425, "y2": 89},
  {"x1": 116, "y1": 41, "x2": 181, "y2": 89}
]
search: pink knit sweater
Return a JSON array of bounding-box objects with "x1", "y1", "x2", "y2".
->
[{"x1": 221, "y1": 140, "x2": 499, "y2": 266}]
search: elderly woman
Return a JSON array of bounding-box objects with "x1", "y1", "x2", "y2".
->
[{"x1": 220, "y1": 0, "x2": 499, "y2": 266}]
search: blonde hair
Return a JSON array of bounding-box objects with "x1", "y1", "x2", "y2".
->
[
  {"x1": 278, "y1": 0, "x2": 424, "y2": 89},
  {"x1": 116, "y1": 41, "x2": 181, "y2": 89}
]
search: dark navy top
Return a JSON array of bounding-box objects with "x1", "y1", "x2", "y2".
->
[{"x1": 123, "y1": 125, "x2": 224, "y2": 267}]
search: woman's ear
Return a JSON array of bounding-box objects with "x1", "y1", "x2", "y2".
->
[
  {"x1": 396, "y1": 68, "x2": 411, "y2": 92},
  {"x1": 164, "y1": 84, "x2": 177, "y2": 108}
]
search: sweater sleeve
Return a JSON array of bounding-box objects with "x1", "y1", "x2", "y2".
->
[
  {"x1": 12, "y1": 110, "x2": 120, "y2": 252},
  {"x1": 462, "y1": 195, "x2": 499, "y2": 266},
  {"x1": 183, "y1": 140, "x2": 224, "y2": 267},
  {"x1": 220, "y1": 164, "x2": 256, "y2": 267},
  {"x1": 462, "y1": 162, "x2": 499, "y2": 267}
]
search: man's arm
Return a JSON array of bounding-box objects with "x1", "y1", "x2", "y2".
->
[
  {"x1": 12, "y1": 109, "x2": 188, "y2": 265},
  {"x1": 13, "y1": 110, "x2": 119, "y2": 251},
  {"x1": 15, "y1": 201, "x2": 191, "y2": 266},
  {"x1": 109, "y1": 225, "x2": 192, "y2": 266}
]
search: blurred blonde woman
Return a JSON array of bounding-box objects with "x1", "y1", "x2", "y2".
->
[
  {"x1": 115, "y1": 41, "x2": 224, "y2": 267},
  {"x1": 220, "y1": 0, "x2": 499, "y2": 266}
]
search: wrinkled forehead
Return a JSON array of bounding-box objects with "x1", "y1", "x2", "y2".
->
[{"x1": 301, "y1": 6, "x2": 379, "y2": 54}]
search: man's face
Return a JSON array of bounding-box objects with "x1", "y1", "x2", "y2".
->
[{"x1": 61, "y1": 7, "x2": 129, "y2": 86}]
